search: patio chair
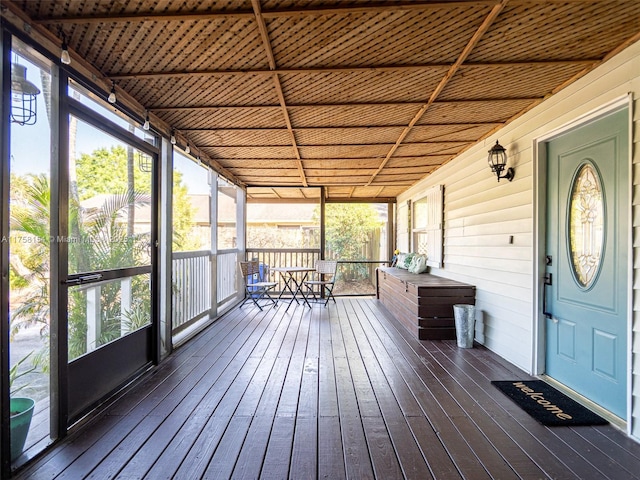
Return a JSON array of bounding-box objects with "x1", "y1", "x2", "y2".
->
[
  {"x1": 304, "y1": 260, "x2": 338, "y2": 306},
  {"x1": 239, "y1": 260, "x2": 277, "y2": 311}
]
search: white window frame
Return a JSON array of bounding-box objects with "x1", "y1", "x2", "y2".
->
[{"x1": 411, "y1": 185, "x2": 443, "y2": 268}]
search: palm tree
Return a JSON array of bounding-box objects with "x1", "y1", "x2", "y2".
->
[
  {"x1": 10, "y1": 173, "x2": 152, "y2": 361},
  {"x1": 9, "y1": 173, "x2": 51, "y2": 339}
]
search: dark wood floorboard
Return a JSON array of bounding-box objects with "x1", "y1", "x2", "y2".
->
[{"x1": 13, "y1": 298, "x2": 640, "y2": 480}]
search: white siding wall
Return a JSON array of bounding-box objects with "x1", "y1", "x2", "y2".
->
[{"x1": 397, "y1": 39, "x2": 640, "y2": 439}]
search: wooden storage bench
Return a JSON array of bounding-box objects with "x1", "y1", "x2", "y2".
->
[{"x1": 376, "y1": 266, "x2": 476, "y2": 340}]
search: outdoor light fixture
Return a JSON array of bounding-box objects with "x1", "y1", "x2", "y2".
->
[
  {"x1": 488, "y1": 140, "x2": 514, "y2": 182},
  {"x1": 136, "y1": 151, "x2": 153, "y2": 173},
  {"x1": 108, "y1": 82, "x2": 117, "y2": 104},
  {"x1": 143, "y1": 111, "x2": 150, "y2": 130},
  {"x1": 185, "y1": 143, "x2": 190, "y2": 154},
  {"x1": 10, "y1": 63, "x2": 40, "y2": 126},
  {"x1": 60, "y1": 38, "x2": 71, "y2": 65},
  {"x1": 170, "y1": 131, "x2": 177, "y2": 145}
]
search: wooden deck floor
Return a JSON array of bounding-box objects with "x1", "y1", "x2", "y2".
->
[{"x1": 14, "y1": 298, "x2": 640, "y2": 479}]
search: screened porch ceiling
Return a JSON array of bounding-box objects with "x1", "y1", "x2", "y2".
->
[{"x1": 5, "y1": 0, "x2": 640, "y2": 201}]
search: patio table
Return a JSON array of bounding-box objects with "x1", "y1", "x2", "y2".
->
[{"x1": 271, "y1": 266, "x2": 315, "y2": 311}]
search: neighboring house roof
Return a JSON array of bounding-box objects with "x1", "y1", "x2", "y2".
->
[
  {"x1": 247, "y1": 204, "x2": 317, "y2": 225},
  {"x1": 188, "y1": 194, "x2": 212, "y2": 225}
]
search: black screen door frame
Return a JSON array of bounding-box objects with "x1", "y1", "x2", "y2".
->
[{"x1": 56, "y1": 94, "x2": 160, "y2": 425}]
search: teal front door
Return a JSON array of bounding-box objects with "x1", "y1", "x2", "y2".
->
[{"x1": 545, "y1": 108, "x2": 628, "y2": 419}]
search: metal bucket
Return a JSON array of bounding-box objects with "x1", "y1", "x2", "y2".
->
[{"x1": 453, "y1": 304, "x2": 476, "y2": 348}]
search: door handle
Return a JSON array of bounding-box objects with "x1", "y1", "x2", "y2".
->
[
  {"x1": 543, "y1": 273, "x2": 553, "y2": 319},
  {"x1": 63, "y1": 273, "x2": 103, "y2": 286}
]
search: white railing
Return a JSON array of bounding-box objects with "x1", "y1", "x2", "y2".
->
[
  {"x1": 245, "y1": 248, "x2": 386, "y2": 296},
  {"x1": 171, "y1": 250, "x2": 239, "y2": 334},
  {"x1": 71, "y1": 275, "x2": 151, "y2": 360},
  {"x1": 172, "y1": 250, "x2": 212, "y2": 333},
  {"x1": 216, "y1": 250, "x2": 238, "y2": 304}
]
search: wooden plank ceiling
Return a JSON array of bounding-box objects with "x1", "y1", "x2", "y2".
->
[{"x1": 9, "y1": 0, "x2": 640, "y2": 200}]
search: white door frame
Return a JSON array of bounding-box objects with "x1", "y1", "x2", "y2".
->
[{"x1": 532, "y1": 94, "x2": 633, "y2": 432}]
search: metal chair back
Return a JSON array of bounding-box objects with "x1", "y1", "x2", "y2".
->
[
  {"x1": 304, "y1": 260, "x2": 338, "y2": 306},
  {"x1": 315, "y1": 260, "x2": 337, "y2": 278},
  {"x1": 239, "y1": 260, "x2": 277, "y2": 310}
]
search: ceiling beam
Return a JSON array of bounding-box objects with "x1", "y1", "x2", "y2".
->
[
  {"x1": 251, "y1": 0, "x2": 308, "y2": 187},
  {"x1": 195, "y1": 141, "x2": 472, "y2": 148},
  {"x1": 108, "y1": 60, "x2": 594, "y2": 80},
  {"x1": 366, "y1": 0, "x2": 510, "y2": 186},
  {"x1": 32, "y1": 2, "x2": 498, "y2": 25},
  {"x1": 178, "y1": 122, "x2": 502, "y2": 131},
  {"x1": 32, "y1": 0, "x2": 628, "y2": 24},
  {"x1": 150, "y1": 99, "x2": 538, "y2": 112}
]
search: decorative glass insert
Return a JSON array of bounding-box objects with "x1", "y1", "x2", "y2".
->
[{"x1": 568, "y1": 163, "x2": 604, "y2": 288}]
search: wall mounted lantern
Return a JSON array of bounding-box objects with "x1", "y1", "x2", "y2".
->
[
  {"x1": 488, "y1": 140, "x2": 514, "y2": 182},
  {"x1": 10, "y1": 63, "x2": 40, "y2": 126}
]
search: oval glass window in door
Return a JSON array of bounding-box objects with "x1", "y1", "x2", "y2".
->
[{"x1": 568, "y1": 162, "x2": 604, "y2": 288}]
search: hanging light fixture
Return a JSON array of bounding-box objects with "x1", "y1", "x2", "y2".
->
[
  {"x1": 170, "y1": 131, "x2": 177, "y2": 145},
  {"x1": 487, "y1": 140, "x2": 514, "y2": 182},
  {"x1": 60, "y1": 37, "x2": 71, "y2": 65},
  {"x1": 10, "y1": 62, "x2": 40, "y2": 126},
  {"x1": 185, "y1": 143, "x2": 190, "y2": 155},
  {"x1": 143, "y1": 111, "x2": 150, "y2": 131},
  {"x1": 136, "y1": 151, "x2": 153, "y2": 173},
  {"x1": 108, "y1": 82, "x2": 117, "y2": 104}
]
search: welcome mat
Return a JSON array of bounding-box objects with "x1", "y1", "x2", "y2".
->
[{"x1": 491, "y1": 380, "x2": 608, "y2": 426}]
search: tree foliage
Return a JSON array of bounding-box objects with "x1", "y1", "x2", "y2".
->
[
  {"x1": 9, "y1": 145, "x2": 198, "y2": 364},
  {"x1": 76, "y1": 146, "x2": 151, "y2": 199},
  {"x1": 324, "y1": 203, "x2": 383, "y2": 260}
]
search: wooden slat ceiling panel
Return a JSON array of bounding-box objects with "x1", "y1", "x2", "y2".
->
[
  {"x1": 324, "y1": 185, "x2": 404, "y2": 198},
  {"x1": 275, "y1": 188, "x2": 319, "y2": 200},
  {"x1": 405, "y1": 124, "x2": 501, "y2": 143},
  {"x1": 208, "y1": 146, "x2": 297, "y2": 159},
  {"x1": 247, "y1": 187, "x2": 320, "y2": 200},
  {"x1": 371, "y1": 172, "x2": 434, "y2": 183},
  {"x1": 299, "y1": 145, "x2": 390, "y2": 158},
  {"x1": 121, "y1": 74, "x2": 279, "y2": 108},
  {"x1": 417, "y1": 99, "x2": 535, "y2": 125},
  {"x1": 223, "y1": 159, "x2": 300, "y2": 169},
  {"x1": 186, "y1": 129, "x2": 293, "y2": 147},
  {"x1": 37, "y1": 1, "x2": 256, "y2": 68},
  {"x1": 242, "y1": 167, "x2": 396, "y2": 180},
  {"x1": 160, "y1": 107, "x2": 286, "y2": 129},
  {"x1": 395, "y1": 142, "x2": 469, "y2": 157},
  {"x1": 25, "y1": 1, "x2": 252, "y2": 17},
  {"x1": 10, "y1": 0, "x2": 640, "y2": 200},
  {"x1": 288, "y1": 104, "x2": 419, "y2": 127},
  {"x1": 305, "y1": 168, "x2": 376, "y2": 178},
  {"x1": 323, "y1": 185, "x2": 380, "y2": 198},
  {"x1": 228, "y1": 168, "x2": 303, "y2": 178},
  {"x1": 385, "y1": 156, "x2": 454, "y2": 168},
  {"x1": 245, "y1": 177, "x2": 306, "y2": 185},
  {"x1": 470, "y1": 2, "x2": 640, "y2": 62},
  {"x1": 306, "y1": 174, "x2": 378, "y2": 184},
  {"x1": 295, "y1": 127, "x2": 405, "y2": 145},
  {"x1": 438, "y1": 63, "x2": 588, "y2": 101},
  {"x1": 371, "y1": 165, "x2": 437, "y2": 175},
  {"x1": 267, "y1": 7, "x2": 490, "y2": 68},
  {"x1": 279, "y1": 69, "x2": 446, "y2": 104},
  {"x1": 302, "y1": 158, "x2": 386, "y2": 169}
]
